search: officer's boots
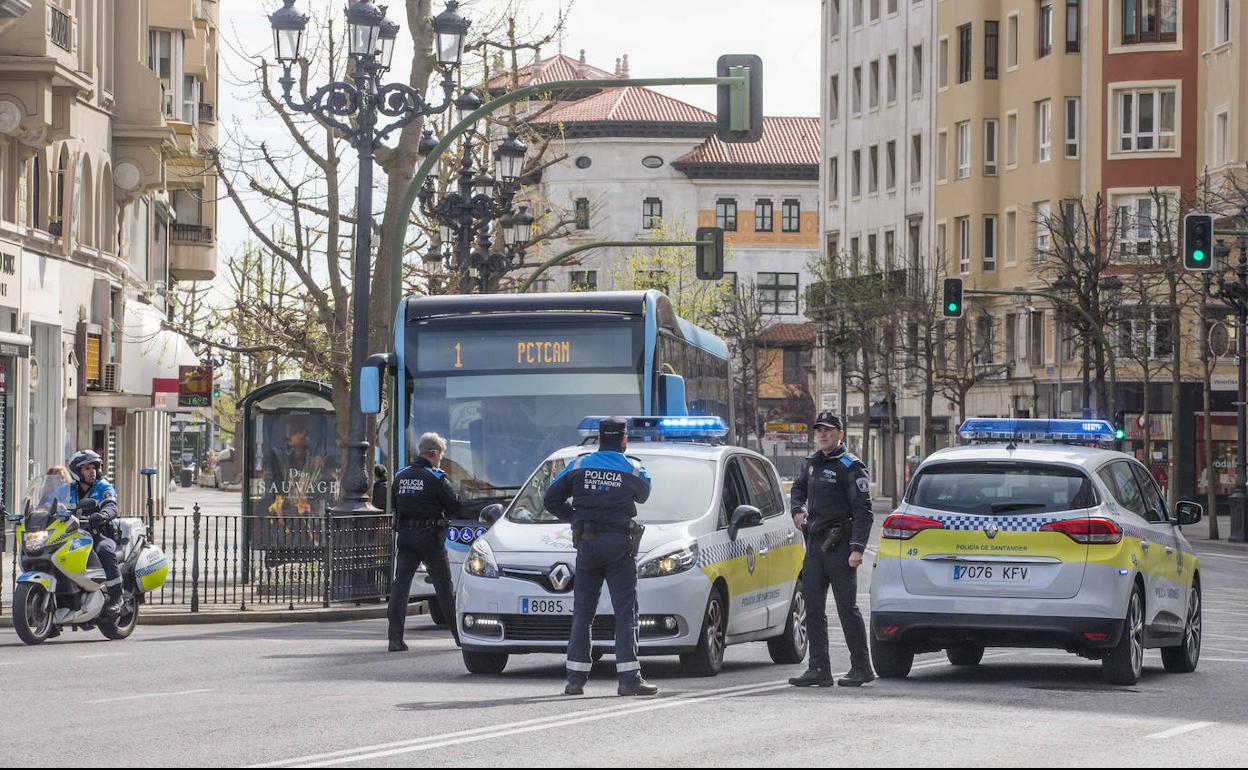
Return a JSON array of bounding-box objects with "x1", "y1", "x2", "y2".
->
[
  {"x1": 837, "y1": 668, "x2": 877, "y2": 687},
  {"x1": 788, "y1": 668, "x2": 836, "y2": 687},
  {"x1": 617, "y1": 678, "x2": 659, "y2": 697}
]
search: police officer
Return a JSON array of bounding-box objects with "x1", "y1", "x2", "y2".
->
[
  {"x1": 543, "y1": 417, "x2": 657, "y2": 697},
  {"x1": 57, "y1": 451, "x2": 123, "y2": 617},
  {"x1": 386, "y1": 433, "x2": 459, "y2": 652},
  {"x1": 788, "y1": 413, "x2": 876, "y2": 688}
]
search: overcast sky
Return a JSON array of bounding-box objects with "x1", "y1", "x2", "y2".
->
[{"x1": 213, "y1": 0, "x2": 821, "y2": 271}]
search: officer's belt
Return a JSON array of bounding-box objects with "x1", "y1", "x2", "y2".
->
[
  {"x1": 579, "y1": 520, "x2": 633, "y2": 535},
  {"x1": 396, "y1": 518, "x2": 445, "y2": 530}
]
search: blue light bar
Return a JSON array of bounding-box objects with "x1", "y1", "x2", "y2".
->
[
  {"x1": 958, "y1": 418, "x2": 1116, "y2": 443},
  {"x1": 577, "y1": 416, "x2": 730, "y2": 442}
]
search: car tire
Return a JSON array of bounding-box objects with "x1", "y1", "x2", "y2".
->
[
  {"x1": 870, "y1": 635, "x2": 914, "y2": 679},
  {"x1": 767, "y1": 584, "x2": 808, "y2": 665},
  {"x1": 945, "y1": 644, "x2": 985, "y2": 667},
  {"x1": 1161, "y1": 582, "x2": 1201, "y2": 674},
  {"x1": 99, "y1": 597, "x2": 139, "y2": 640},
  {"x1": 1102, "y1": 585, "x2": 1145, "y2": 686},
  {"x1": 462, "y1": 650, "x2": 508, "y2": 675},
  {"x1": 681, "y1": 588, "x2": 727, "y2": 677}
]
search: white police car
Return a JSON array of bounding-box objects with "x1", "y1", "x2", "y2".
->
[
  {"x1": 870, "y1": 419, "x2": 1204, "y2": 686},
  {"x1": 454, "y1": 416, "x2": 809, "y2": 676}
]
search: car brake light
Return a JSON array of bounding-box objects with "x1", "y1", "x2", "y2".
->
[
  {"x1": 1083, "y1": 632, "x2": 1109, "y2": 642},
  {"x1": 1041, "y1": 518, "x2": 1123, "y2": 545},
  {"x1": 882, "y1": 513, "x2": 945, "y2": 540},
  {"x1": 880, "y1": 626, "x2": 900, "y2": 637}
]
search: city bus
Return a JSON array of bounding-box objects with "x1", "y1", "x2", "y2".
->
[{"x1": 362, "y1": 290, "x2": 732, "y2": 517}]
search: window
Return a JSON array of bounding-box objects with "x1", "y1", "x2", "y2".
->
[
  {"x1": 851, "y1": 236, "x2": 861, "y2": 270},
  {"x1": 1130, "y1": 463, "x2": 1169, "y2": 523},
  {"x1": 1004, "y1": 209, "x2": 1018, "y2": 265},
  {"x1": 1114, "y1": 194, "x2": 1171, "y2": 257},
  {"x1": 937, "y1": 130, "x2": 948, "y2": 182},
  {"x1": 938, "y1": 38, "x2": 949, "y2": 89},
  {"x1": 885, "y1": 229, "x2": 896, "y2": 270},
  {"x1": 870, "y1": 0, "x2": 880, "y2": 22},
  {"x1": 912, "y1": 463, "x2": 1098, "y2": 515},
  {"x1": 888, "y1": 0, "x2": 898, "y2": 13},
  {"x1": 1007, "y1": 13, "x2": 1020, "y2": 68},
  {"x1": 1036, "y1": 99, "x2": 1052, "y2": 162},
  {"x1": 148, "y1": 29, "x2": 184, "y2": 119},
  {"x1": 958, "y1": 216, "x2": 970, "y2": 273},
  {"x1": 984, "y1": 119, "x2": 998, "y2": 176},
  {"x1": 958, "y1": 23, "x2": 972, "y2": 84},
  {"x1": 182, "y1": 75, "x2": 200, "y2": 124},
  {"x1": 830, "y1": 0, "x2": 841, "y2": 37},
  {"x1": 936, "y1": 222, "x2": 947, "y2": 265},
  {"x1": 741, "y1": 456, "x2": 784, "y2": 516},
  {"x1": 1117, "y1": 87, "x2": 1177, "y2": 153},
  {"x1": 1098, "y1": 462, "x2": 1149, "y2": 521},
  {"x1": 886, "y1": 140, "x2": 897, "y2": 191},
  {"x1": 1216, "y1": 111, "x2": 1230, "y2": 166},
  {"x1": 853, "y1": 0, "x2": 863, "y2": 27},
  {"x1": 574, "y1": 197, "x2": 590, "y2": 229},
  {"x1": 976, "y1": 314, "x2": 996, "y2": 364},
  {"x1": 852, "y1": 66, "x2": 863, "y2": 114},
  {"x1": 1066, "y1": 0, "x2": 1081, "y2": 51},
  {"x1": 570, "y1": 270, "x2": 598, "y2": 291},
  {"x1": 985, "y1": 21, "x2": 999, "y2": 79},
  {"x1": 1217, "y1": 0, "x2": 1231, "y2": 45},
  {"x1": 758, "y1": 273, "x2": 800, "y2": 315},
  {"x1": 829, "y1": 157, "x2": 840, "y2": 202},
  {"x1": 956, "y1": 121, "x2": 970, "y2": 179},
  {"x1": 868, "y1": 233, "x2": 879, "y2": 269},
  {"x1": 887, "y1": 54, "x2": 897, "y2": 104},
  {"x1": 1064, "y1": 97, "x2": 1080, "y2": 158},
  {"x1": 1035, "y1": 200, "x2": 1052, "y2": 258},
  {"x1": 1030, "y1": 310, "x2": 1045, "y2": 366},
  {"x1": 642, "y1": 197, "x2": 662, "y2": 229},
  {"x1": 829, "y1": 75, "x2": 840, "y2": 122},
  {"x1": 782, "y1": 199, "x2": 801, "y2": 232},
  {"x1": 911, "y1": 45, "x2": 923, "y2": 97},
  {"x1": 852, "y1": 150, "x2": 862, "y2": 197},
  {"x1": 716, "y1": 198, "x2": 737, "y2": 231},
  {"x1": 1039, "y1": 2, "x2": 1054, "y2": 57},
  {"x1": 1117, "y1": 306, "x2": 1174, "y2": 360},
  {"x1": 983, "y1": 215, "x2": 997, "y2": 272},
  {"x1": 756, "y1": 198, "x2": 774, "y2": 231},
  {"x1": 1122, "y1": 0, "x2": 1178, "y2": 45},
  {"x1": 910, "y1": 134, "x2": 923, "y2": 184},
  {"x1": 869, "y1": 145, "x2": 879, "y2": 194},
  {"x1": 1007, "y1": 111, "x2": 1019, "y2": 167},
  {"x1": 1006, "y1": 313, "x2": 1018, "y2": 363},
  {"x1": 870, "y1": 60, "x2": 880, "y2": 110},
  {"x1": 908, "y1": 220, "x2": 922, "y2": 267}
]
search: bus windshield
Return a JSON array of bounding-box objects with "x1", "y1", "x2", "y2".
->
[{"x1": 405, "y1": 317, "x2": 643, "y2": 501}]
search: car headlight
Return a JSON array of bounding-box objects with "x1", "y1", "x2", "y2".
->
[
  {"x1": 464, "y1": 539, "x2": 499, "y2": 579},
  {"x1": 23, "y1": 531, "x2": 49, "y2": 552},
  {"x1": 637, "y1": 542, "x2": 699, "y2": 579}
]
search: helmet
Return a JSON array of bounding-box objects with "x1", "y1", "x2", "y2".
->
[{"x1": 68, "y1": 450, "x2": 104, "y2": 483}]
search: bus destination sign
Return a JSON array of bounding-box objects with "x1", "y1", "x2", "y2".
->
[{"x1": 416, "y1": 327, "x2": 635, "y2": 372}]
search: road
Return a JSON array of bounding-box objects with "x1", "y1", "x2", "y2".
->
[{"x1": 1, "y1": 531, "x2": 1246, "y2": 766}]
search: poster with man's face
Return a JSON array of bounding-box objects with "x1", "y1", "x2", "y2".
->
[{"x1": 249, "y1": 411, "x2": 339, "y2": 521}]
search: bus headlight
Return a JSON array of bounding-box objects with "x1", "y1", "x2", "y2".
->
[
  {"x1": 465, "y1": 539, "x2": 499, "y2": 579},
  {"x1": 637, "y1": 542, "x2": 699, "y2": 579}
]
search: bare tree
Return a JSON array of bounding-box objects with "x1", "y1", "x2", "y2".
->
[
  {"x1": 710, "y1": 279, "x2": 767, "y2": 449},
  {"x1": 935, "y1": 310, "x2": 1009, "y2": 430}
]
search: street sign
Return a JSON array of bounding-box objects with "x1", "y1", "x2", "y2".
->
[
  {"x1": 178, "y1": 364, "x2": 214, "y2": 408},
  {"x1": 765, "y1": 421, "x2": 808, "y2": 434},
  {"x1": 1213, "y1": 373, "x2": 1238, "y2": 392}
]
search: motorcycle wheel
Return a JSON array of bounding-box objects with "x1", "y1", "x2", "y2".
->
[
  {"x1": 13, "y1": 583, "x2": 56, "y2": 645},
  {"x1": 99, "y1": 597, "x2": 139, "y2": 640}
]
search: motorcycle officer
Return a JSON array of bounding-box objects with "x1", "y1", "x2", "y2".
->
[{"x1": 55, "y1": 450, "x2": 123, "y2": 617}]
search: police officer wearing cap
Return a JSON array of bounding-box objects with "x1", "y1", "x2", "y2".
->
[
  {"x1": 387, "y1": 432, "x2": 460, "y2": 651},
  {"x1": 788, "y1": 412, "x2": 876, "y2": 688},
  {"x1": 543, "y1": 417, "x2": 658, "y2": 697}
]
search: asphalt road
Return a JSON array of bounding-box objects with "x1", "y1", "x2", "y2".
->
[{"x1": 2, "y1": 534, "x2": 1246, "y2": 767}]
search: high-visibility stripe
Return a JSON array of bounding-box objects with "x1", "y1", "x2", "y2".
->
[
  {"x1": 616, "y1": 660, "x2": 641, "y2": 672},
  {"x1": 566, "y1": 660, "x2": 592, "y2": 672}
]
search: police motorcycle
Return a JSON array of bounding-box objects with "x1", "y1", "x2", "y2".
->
[{"x1": 7, "y1": 478, "x2": 170, "y2": 645}]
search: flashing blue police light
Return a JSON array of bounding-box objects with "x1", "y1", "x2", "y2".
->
[
  {"x1": 577, "y1": 416, "x2": 730, "y2": 442},
  {"x1": 958, "y1": 418, "x2": 1116, "y2": 443}
]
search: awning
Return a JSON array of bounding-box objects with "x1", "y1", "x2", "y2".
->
[
  {"x1": 80, "y1": 392, "x2": 151, "y2": 409},
  {"x1": 120, "y1": 301, "x2": 200, "y2": 397},
  {"x1": 0, "y1": 331, "x2": 32, "y2": 358}
]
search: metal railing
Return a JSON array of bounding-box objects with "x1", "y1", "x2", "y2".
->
[
  {"x1": 198, "y1": 102, "x2": 215, "y2": 123},
  {"x1": 48, "y1": 6, "x2": 70, "y2": 51},
  {"x1": 171, "y1": 223, "x2": 213, "y2": 244}
]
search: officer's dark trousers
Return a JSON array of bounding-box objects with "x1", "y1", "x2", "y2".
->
[
  {"x1": 388, "y1": 527, "x2": 456, "y2": 644},
  {"x1": 94, "y1": 536, "x2": 122, "y2": 600},
  {"x1": 803, "y1": 535, "x2": 871, "y2": 673},
  {"x1": 567, "y1": 532, "x2": 641, "y2": 686}
]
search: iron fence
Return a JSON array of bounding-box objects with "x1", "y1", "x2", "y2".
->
[{"x1": 3, "y1": 505, "x2": 394, "y2": 615}]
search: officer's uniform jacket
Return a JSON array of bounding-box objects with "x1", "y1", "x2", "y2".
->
[
  {"x1": 392, "y1": 457, "x2": 460, "y2": 526},
  {"x1": 543, "y1": 449, "x2": 651, "y2": 527},
  {"x1": 790, "y1": 446, "x2": 873, "y2": 553},
  {"x1": 54, "y1": 479, "x2": 119, "y2": 537}
]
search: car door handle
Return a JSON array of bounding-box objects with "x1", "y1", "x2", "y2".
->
[
  {"x1": 1141, "y1": 542, "x2": 1151, "y2": 551},
  {"x1": 1165, "y1": 547, "x2": 1175, "y2": 556},
  {"x1": 758, "y1": 548, "x2": 770, "y2": 557}
]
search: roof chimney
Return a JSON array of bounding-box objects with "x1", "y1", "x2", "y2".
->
[
  {"x1": 614, "y1": 57, "x2": 622, "y2": 77},
  {"x1": 621, "y1": 54, "x2": 630, "y2": 78},
  {"x1": 579, "y1": 48, "x2": 586, "y2": 65}
]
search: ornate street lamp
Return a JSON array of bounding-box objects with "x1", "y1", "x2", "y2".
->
[
  {"x1": 493, "y1": 133, "x2": 527, "y2": 184},
  {"x1": 268, "y1": 1, "x2": 468, "y2": 515}
]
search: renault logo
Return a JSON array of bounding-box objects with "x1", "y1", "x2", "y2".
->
[
  {"x1": 985, "y1": 522, "x2": 999, "y2": 539},
  {"x1": 549, "y1": 563, "x2": 573, "y2": 592}
]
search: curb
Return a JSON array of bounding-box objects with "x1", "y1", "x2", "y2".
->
[{"x1": 0, "y1": 599, "x2": 431, "y2": 628}]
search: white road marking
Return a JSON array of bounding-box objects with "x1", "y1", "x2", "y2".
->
[
  {"x1": 87, "y1": 688, "x2": 214, "y2": 705},
  {"x1": 1146, "y1": 721, "x2": 1216, "y2": 740},
  {"x1": 1195, "y1": 656, "x2": 1248, "y2": 664},
  {"x1": 78, "y1": 653, "x2": 126, "y2": 659}
]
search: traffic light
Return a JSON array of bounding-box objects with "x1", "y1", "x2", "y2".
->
[
  {"x1": 715, "y1": 55, "x2": 763, "y2": 143},
  {"x1": 1183, "y1": 212, "x2": 1214, "y2": 271},
  {"x1": 1112, "y1": 413, "x2": 1127, "y2": 446},
  {"x1": 942, "y1": 277, "x2": 964, "y2": 319},
  {"x1": 695, "y1": 226, "x2": 725, "y2": 280}
]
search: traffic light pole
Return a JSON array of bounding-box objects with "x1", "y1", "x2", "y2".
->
[{"x1": 517, "y1": 240, "x2": 714, "y2": 294}]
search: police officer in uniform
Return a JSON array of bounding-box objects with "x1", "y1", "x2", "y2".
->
[
  {"x1": 56, "y1": 450, "x2": 123, "y2": 617},
  {"x1": 387, "y1": 433, "x2": 460, "y2": 651},
  {"x1": 788, "y1": 413, "x2": 876, "y2": 688},
  {"x1": 543, "y1": 417, "x2": 658, "y2": 697}
]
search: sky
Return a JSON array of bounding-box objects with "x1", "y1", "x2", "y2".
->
[{"x1": 213, "y1": 0, "x2": 821, "y2": 273}]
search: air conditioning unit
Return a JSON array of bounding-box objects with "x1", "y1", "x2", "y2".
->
[{"x1": 102, "y1": 362, "x2": 120, "y2": 393}]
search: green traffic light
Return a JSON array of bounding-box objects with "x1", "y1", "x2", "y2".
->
[
  {"x1": 948, "y1": 303, "x2": 958, "y2": 313},
  {"x1": 1115, "y1": 428, "x2": 1126, "y2": 440},
  {"x1": 1193, "y1": 249, "x2": 1206, "y2": 262}
]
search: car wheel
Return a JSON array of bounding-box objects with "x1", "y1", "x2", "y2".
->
[
  {"x1": 945, "y1": 644, "x2": 985, "y2": 667},
  {"x1": 681, "y1": 588, "x2": 727, "y2": 677},
  {"x1": 767, "y1": 584, "x2": 808, "y2": 665},
  {"x1": 13, "y1": 583, "x2": 55, "y2": 646},
  {"x1": 1161, "y1": 582, "x2": 1201, "y2": 674},
  {"x1": 870, "y1": 635, "x2": 914, "y2": 679},
  {"x1": 462, "y1": 650, "x2": 509, "y2": 675},
  {"x1": 99, "y1": 597, "x2": 139, "y2": 640},
  {"x1": 1103, "y1": 585, "x2": 1145, "y2": 686}
]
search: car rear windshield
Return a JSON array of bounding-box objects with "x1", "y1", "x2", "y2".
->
[{"x1": 908, "y1": 462, "x2": 1098, "y2": 516}]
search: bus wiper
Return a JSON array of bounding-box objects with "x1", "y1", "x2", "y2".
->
[{"x1": 990, "y1": 502, "x2": 1048, "y2": 513}]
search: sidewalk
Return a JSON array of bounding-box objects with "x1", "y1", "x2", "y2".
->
[{"x1": 0, "y1": 596, "x2": 432, "y2": 628}]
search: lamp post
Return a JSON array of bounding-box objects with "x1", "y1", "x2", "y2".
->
[
  {"x1": 1052, "y1": 274, "x2": 1087, "y2": 417},
  {"x1": 268, "y1": 0, "x2": 470, "y2": 515}
]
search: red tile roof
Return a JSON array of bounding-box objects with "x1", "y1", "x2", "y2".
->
[
  {"x1": 485, "y1": 53, "x2": 618, "y2": 91},
  {"x1": 536, "y1": 86, "x2": 716, "y2": 125},
  {"x1": 676, "y1": 117, "x2": 821, "y2": 167},
  {"x1": 759, "y1": 322, "x2": 816, "y2": 345}
]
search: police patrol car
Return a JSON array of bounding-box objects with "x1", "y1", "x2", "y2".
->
[
  {"x1": 869, "y1": 419, "x2": 1204, "y2": 686},
  {"x1": 454, "y1": 416, "x2": 809, "y2": 676}
]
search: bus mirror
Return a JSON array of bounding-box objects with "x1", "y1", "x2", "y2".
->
[
  {"x1": 359, "y1": 355, "x2": 387, "y2": 415},
  {"x1": 659, "y1": 373, "x2": 688, "y2": 416}
]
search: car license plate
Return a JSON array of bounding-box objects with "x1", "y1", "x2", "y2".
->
[
  {"x1": 520, "y1": 597, "x2": 570, "y2": 615},
  {"x1": 952, "y1": 564, "x2": 1031, "y2": 582}
]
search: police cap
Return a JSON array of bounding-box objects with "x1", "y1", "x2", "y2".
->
[
  {"x1": 599, "y1": 416, "x2": 628, "y2": 446},
  {"x1": 813, "y1": 412, "x2": 844, "y2": 430}
]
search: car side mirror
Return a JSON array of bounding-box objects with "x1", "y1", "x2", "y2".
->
[
  {"x1": 1175, "y1": 501, "x2": 1203, "y2": 527},
  {"x1": 480, "y1": 503, "x2": 504, "y2": 528},
  {"x1": 728, "y1": 504, "x2": 763, "y2": 542}
]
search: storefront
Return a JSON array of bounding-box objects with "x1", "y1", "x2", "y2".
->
[
  {"x1": 1122, "y1": 412, "x2": 1173, "y2": 497},
  {"x1": 1195, "y1": 413, "x2": 1238, "y2": 512}
]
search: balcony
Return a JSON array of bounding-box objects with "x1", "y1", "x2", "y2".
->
[
  {"x1": 172, "y1": 223, "x2": 212, "y2": 244},
  {"x1": 47, "y1": 4, "x2": 68, "y2": 49},
  {"x1": 170, "y1": 223, "x2": 215, "y2": 281},
  {"x1": 198, "y1": 101, "x2": 214, "y2": 123}
]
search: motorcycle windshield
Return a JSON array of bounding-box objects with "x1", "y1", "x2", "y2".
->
[{"x1": 21, "y1": 468, "x2": 69, "y2": 530}]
